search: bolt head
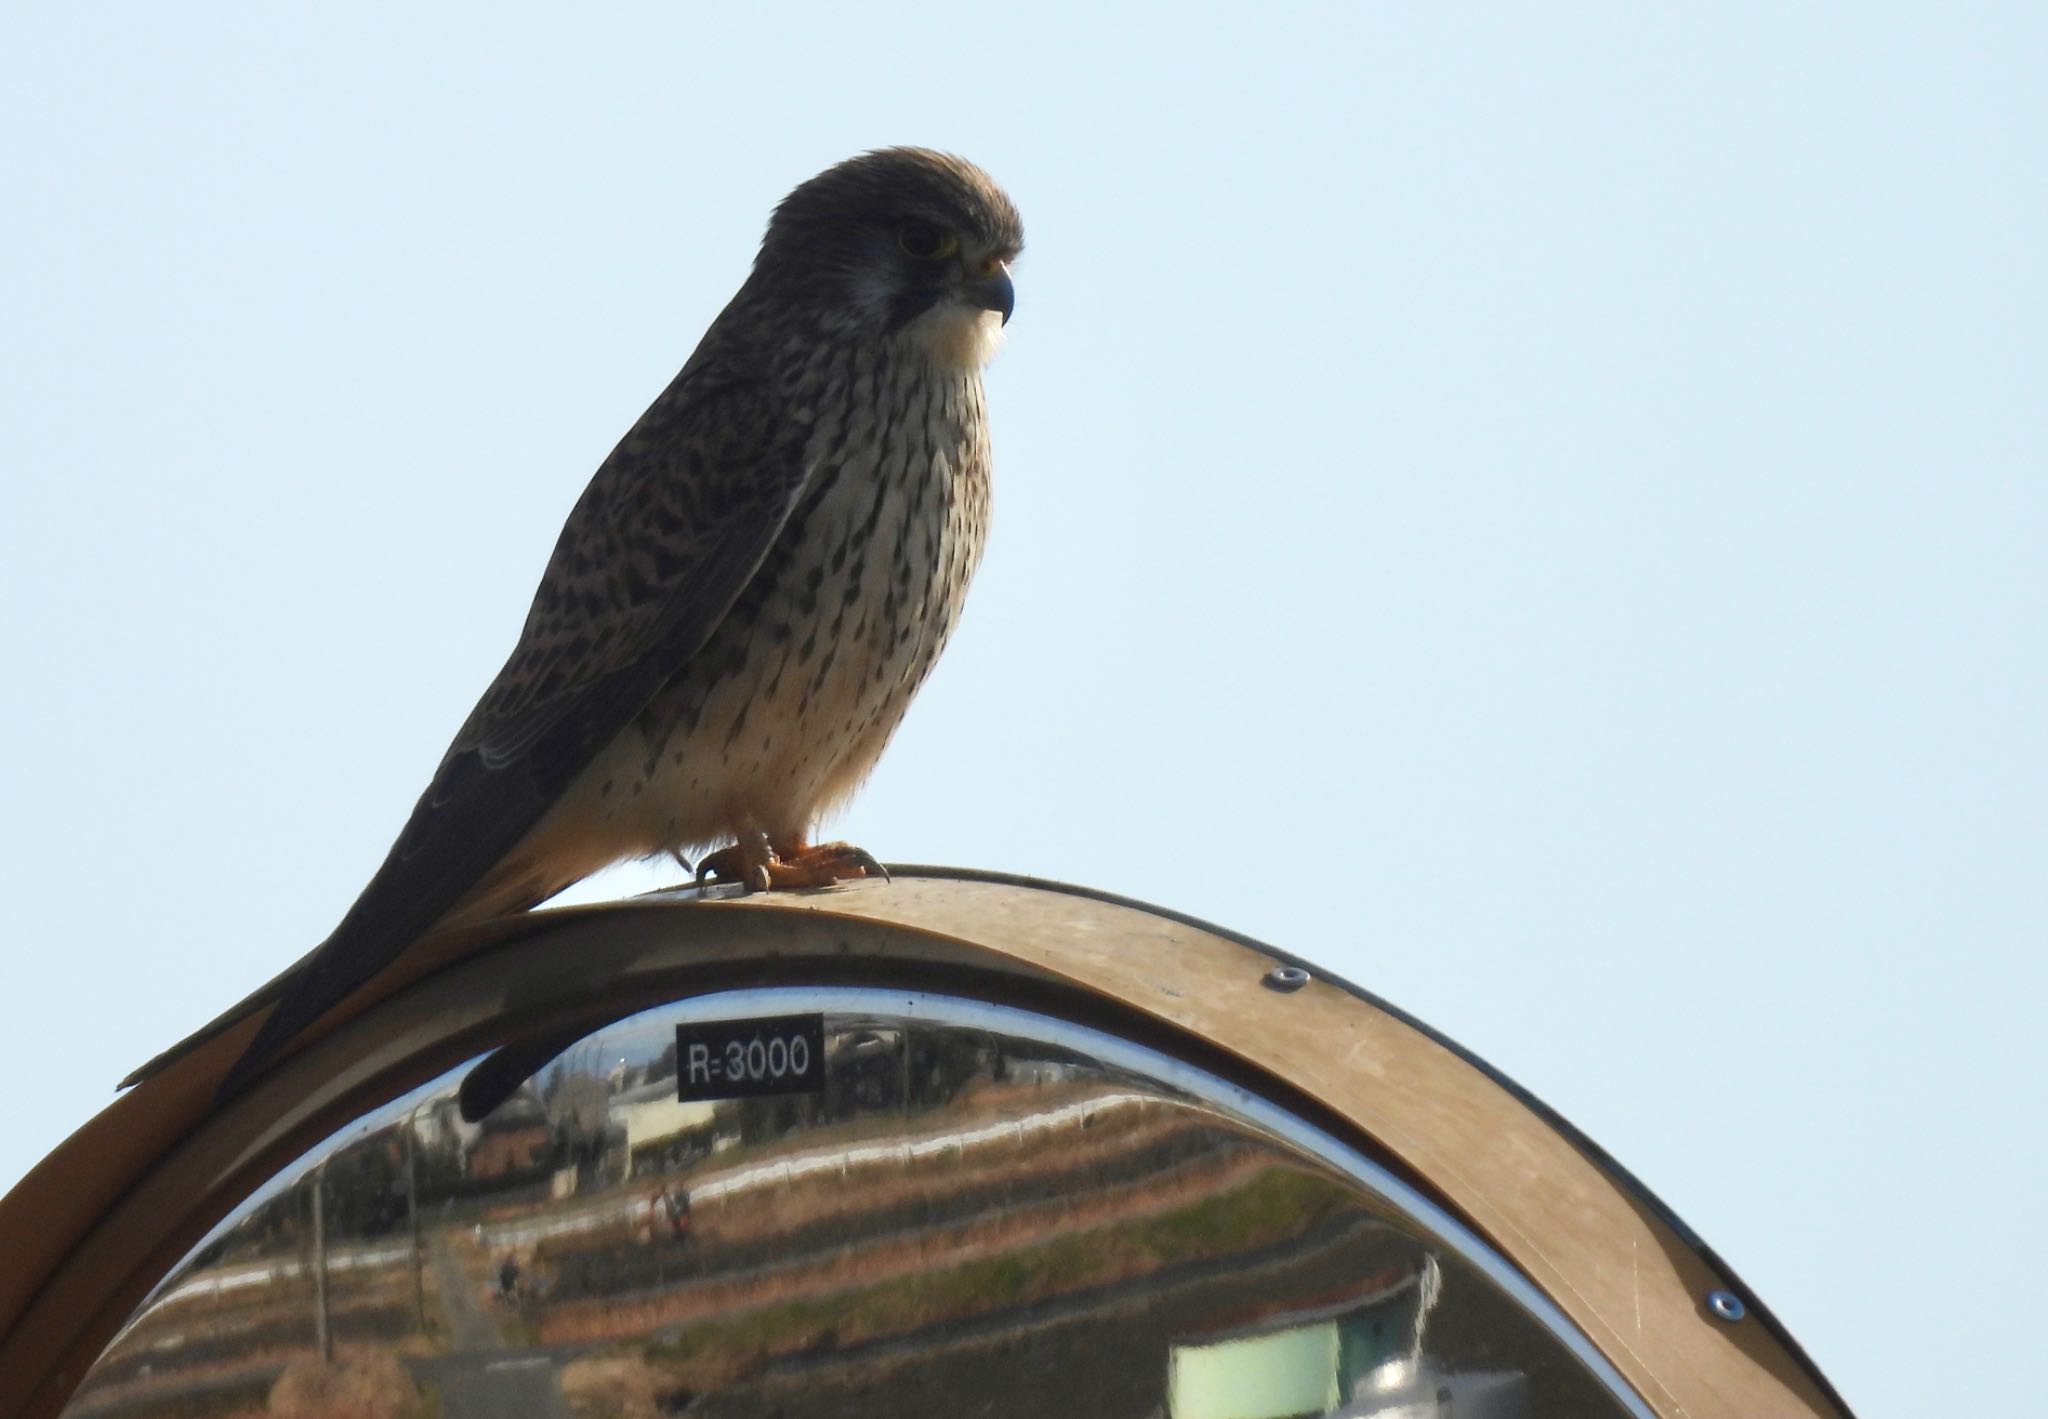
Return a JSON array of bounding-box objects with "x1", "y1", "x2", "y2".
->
[
  {"x1": 1262, "y1": 966, "x2": 1311, "y2": 993},
  {"x1": 1706, "y1": 1289, "x2": 1747, "y2": 1322}
]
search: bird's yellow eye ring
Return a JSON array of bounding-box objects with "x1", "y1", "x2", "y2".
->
[{"x1": 897, "y1": 223, "x2": 959, "y2": 261}]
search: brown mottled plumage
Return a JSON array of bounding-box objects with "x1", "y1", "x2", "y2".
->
[{"x1": 151, "y1": 149, "x2": 1021, "y2": 1097}]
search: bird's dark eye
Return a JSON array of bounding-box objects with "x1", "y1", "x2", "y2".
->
[{"x1": 897, "y1": 223, "x2": 958, "y2": 261}]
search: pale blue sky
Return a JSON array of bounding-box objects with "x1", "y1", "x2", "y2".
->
[{"x1": 4, "y1": 6, "x2": 2044, "y2": 1413}]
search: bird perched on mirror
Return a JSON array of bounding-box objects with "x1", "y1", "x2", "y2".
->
[{"x1": 127, "y1": 148, "x2": 1022, "y2": 1098}]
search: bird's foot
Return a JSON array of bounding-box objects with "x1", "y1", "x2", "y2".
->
[{"x1": 696, "y1": 838, "x2": 887, "y2": 893}]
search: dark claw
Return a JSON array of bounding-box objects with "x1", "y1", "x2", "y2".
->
[
  {"x1": 695, "y1": 846, "x2": 735, "y2": 886},
  {"x1": 670, "y1": 847, "x2": 694, "y2": 875},
  {"x1": 844, "y1": 847, "x2": 888, "y2": 883}
]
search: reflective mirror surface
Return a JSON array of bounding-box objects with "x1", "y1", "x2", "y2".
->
[{"x1": 65, "y1": 989, "x2": 1647, "y2": 1418}]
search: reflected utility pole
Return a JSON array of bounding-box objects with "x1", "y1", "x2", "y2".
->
[
  {"x1": 404, "y1": 1112, "x2": 426, "y2": 1331},
  {"x1": 310, "y1": 1162, "x2": 332, "y2": 1364},
  {"x1": 900, "y1": 1021, "x2": 913, "y2": 1119}
]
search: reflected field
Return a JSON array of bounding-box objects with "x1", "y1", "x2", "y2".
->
[{"x1": 66, "y1": 995, "x2": 1637, "y2": 1419}]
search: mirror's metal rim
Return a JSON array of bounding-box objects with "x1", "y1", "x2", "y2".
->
[
  {"x1": 920, "y1": 866, "x2": 1855, "y2": 1416},
  {"x1": 0, "y1": 867, "x2": 1850, "y2": 1419}
]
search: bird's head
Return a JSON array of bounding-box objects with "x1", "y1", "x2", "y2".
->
[{"x1": 756, "y1": 148, "x2": 1023, "y2": 369}]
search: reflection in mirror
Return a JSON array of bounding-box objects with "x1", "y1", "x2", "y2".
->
[{"x1": 66, "y1": 990, "x2": 1644, "y2": 1418}]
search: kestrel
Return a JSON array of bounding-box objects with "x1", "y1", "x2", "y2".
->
[{"x1": 134, "y1": 149, "x2": 1021, "y2": 1098}]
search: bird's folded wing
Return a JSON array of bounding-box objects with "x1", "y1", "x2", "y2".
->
[{"x1": 124, "y1": 365, "x2": 816, "y2": 1095}]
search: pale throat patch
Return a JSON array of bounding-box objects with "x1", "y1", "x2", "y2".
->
[{"x1": 908, "y1": 302, "x2": 1006, "y2": 370}]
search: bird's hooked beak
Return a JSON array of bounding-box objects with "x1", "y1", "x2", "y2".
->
[{"x1": 965, "y1": 259, "x2": 1016, "y2": 326}]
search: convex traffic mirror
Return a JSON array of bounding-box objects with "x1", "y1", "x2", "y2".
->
[{"x1": 2, "y1": 871, "x2": 1851, "y2": 1419}]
